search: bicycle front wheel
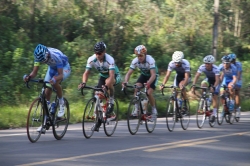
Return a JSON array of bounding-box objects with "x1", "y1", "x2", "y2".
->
[
  {"x1": 196, "y1": 98, "x2": 206, "y2": 129},
  {"x1": 104, "y1": 99, "x2": 119, "y2": 136},
  {"x1": 82, "y1": 97, "x2": 96, "y2": 139},
  {"x1": 26, "y1": 97, "x2": 43, "y2": 143},
  {"x1": 166, "y1": 98, "x2": 176, "y2": 132},
  {"x1": 52, "y1": 98, "x2": 70, "y2": 140},
  {"x1": 145, "y1": 99, "x2": 157, "y2": 133},
  {"x1": 127, "y1": 98, "x2": 141, "y2": 135},
  {"x1": 180, "y1": 99, "x2": 190, "y2": 130}
]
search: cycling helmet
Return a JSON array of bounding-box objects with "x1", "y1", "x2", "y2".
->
[
  {"x1": 134, "y1": 45, "x2": 147, "y2": 55},
  {"x1": 172, "y1": 51, "x2": 184, "y2": 62},
  {"x1": 228, "y1": 53, "x2": 236, "y2": 60},
  {"x1": 203, "y1": 55, "x2": 215, "y2": 63},
  {"x1": 221, "y1": 55, "x2": 231, "y2": 63},
  {"x1": 94, "y1": 41, "x2": 106, "y2": 53},
  {"x1": 34, "y1": 44, "x2": 48, "y2": 62}
]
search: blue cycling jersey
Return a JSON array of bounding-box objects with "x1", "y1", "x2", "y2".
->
[
  {"x1": 34, "y1": 47, "x2": 69, "y2": 70},
  {"x1": 219, "y1": 63, "x2": 237, "y2": 84}
]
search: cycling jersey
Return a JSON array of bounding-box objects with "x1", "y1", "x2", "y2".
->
[
  {"x1": 232, "y1": 61, "x2": 243, "y2": 87},
  {"x1": 86, "y1": 53, "x2": 120, "y2": 78},
  {"x1": 197, "y1": 64, "x2": 220, "y2": 82},
  {"x1": 219, "y1": 63, "x2": 237, "y2": 85},
  {"x1": 34, "y1": 47, "x2": 69, "y2": 69},
  {"x1": 130, "y1": 55, "x2": 159, "y2": 77},
  {"x1": 167, "y1": 59, "x2": 191, "y2": 77}
]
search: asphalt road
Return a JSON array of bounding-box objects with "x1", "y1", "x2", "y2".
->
[{"x1": 0, "y1": 112, "x2": 250, "y2": 166}]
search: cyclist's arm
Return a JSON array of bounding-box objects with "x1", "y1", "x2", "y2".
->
[
  {"x1": 232, "y1": 75, "x2": 237, "y2": 85},
  {"x1": 82, "y1": 69, "x2": 91, "y2": 83},
  {"x1": 182, "y1": 72, "x2": 190, "y2": 86},
  {"x1": 29, "y1": 66, "x2": 39, "y2": 78},
  {"x1": 147, "y1": 69, "x2": 156, "y2": 85},
  {"x1": 192, "y1": 72, "x2": 201, "y2": 85},
  {"x1": 220, "y1": 72, "x2": 224, "y2": 82},
  {"x1": 237, "y1": 71, "x2": 242, "y2": 80},
  {"x1": 124, "y1": 69, "x2": 134, "y2": 83},
  {"x1": 214, "y1": 75, "x2": 220, "y2": 87},
  {"x1": 162, "y1": 70, "x2": 171, "y2": 85}
]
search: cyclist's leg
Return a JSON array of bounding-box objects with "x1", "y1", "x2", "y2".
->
[
  {"x1": 147, "y1": 76, "x2": 158, "y2": 119},
  {"x1": 235, "y1": 80, "x2": 241, "y2": 114},
  {"x1": 228, "y1": 81, "x2": 235, "y2": 109},
  {"x1": 105, "y1": 74, "x2": 116, "y2": 114},
  {"x1": 44, "y1": 66, "x2": 53, "y2": 101}
]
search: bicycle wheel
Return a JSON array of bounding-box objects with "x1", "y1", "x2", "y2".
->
[
  {"x1": 208, "y1": 112, "x2": 216, "y2": 127},
  {"x1": 127, "y1": 97, "x2": 141, "y2": 135},
  {"x1": 229, "y1": 110, "x2": 235, "y2": 124},
  {"x1": 145, "y1": 99, "x2": 157, "y2": 133},
  {"x1": 196, "y1": 98, "x2": 205, "y2": 129},
  {"x1": 166, "y1": 97, "x2": 176, "y2": 132},
  {"x1": 26, "y1": 97, "x2": 43, "y2": 143},
  {"x1": 82, "y1": 97, "x2": 96, "y2": 139},
  {"x1": 217, "y1": 97, "x2": 224, "y2": 125},
  {"x1": 180, "y1": 99, "x2": 190, "y2": 130},
  {"x1": 52, "y1": 98, "x2": 70, "y2": 140},
  {"x1": 104, "y1": 99, "x2": 119, "y2": 136}
]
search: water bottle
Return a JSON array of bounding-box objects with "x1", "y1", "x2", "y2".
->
[
  {"x1": 206, "y1": 98, "x2": 211, "y2": 108},
  {"x1": 229, "y1": 100, "x2": 235, "y2": 112},
  {"x1": 50, "y1": 102, "x2": 56, "y2": 114},
  {"x1": 100, "y1": 100, "x2": 106, "y2": 118},
  {"x1": 47, "y1": 101, "x2": 51, "y2": 110},
  {"x1": 141, "y1": 99, "x2": 148, "y2": 114},
  {"x1": 178, "y1": 98, "x2": 183, "y2": 108}
]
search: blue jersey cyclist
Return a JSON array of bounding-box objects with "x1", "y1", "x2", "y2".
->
[
  {"x1": 24, "y1": 44, "x2": 71, "y2": 120},
  {"x1": 122, "y1": 45, "x2": 158, "y2": 120},
  {"x1": 191, "y1": 55, "x2": 220, "y2": 122},
  {"x1": 160, "y1": 51, "x2": 191, "y2": 106},
  {"x1": 219, "y1": 55, "x2": 237, "y2": 111},
  {"x1": 78, "y1": 41, "x2": 121, "y2": 130},
  {"x1": 228, "y1": 53, "x2": 242, "y2": 117}
]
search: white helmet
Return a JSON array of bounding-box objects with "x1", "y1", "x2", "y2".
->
[
  {"x1": 172, "y1": 51, "x2": 184, "y2": 62},
  {"x1": 203, "y1": 55, "x2": 215, "y2": 63}
]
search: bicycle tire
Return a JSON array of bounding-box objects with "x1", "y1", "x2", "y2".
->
[
  {"x1": 196, "y1": 98, "x2": 206, "y2": 129},
  {"x1": 208, "y1": 113, "x2": 216, "y2": 127},
  {"x1": 180, "y1": 99, "x2": 190, "y2": 130},
  {"x1": 166, "y1": 97, "x2": 176, "y2": 132},
  {"x1": 145, "y1": 99, "x2": 157, "y2": 133},
  {"x1": 229, "y1": 111, "x2": 235, "y2": 124},
  {"x1": 26, "y1": 97, "x2": 43, "y2": 143},
  {"x1": 82, "y1": 97, "x2": 96, "y2": 139},
  {"x1": 127, "y1": 97, "x2": 141, "y2": 135},
  {"x1": 217, "y1": 96, "x2": 224, "y2": 125},
  {"x1": 52, "y1": 98, "x2": 70, "y2": 140},
  {"x1": 104, "y1": 99, "x2": 119, "y2": 136}
]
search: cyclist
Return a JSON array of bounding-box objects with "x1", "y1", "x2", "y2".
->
[
  {"x1": 219, "y1": 55, "x2": 237, "y2": 111},
  {"x1": 122, "y1": 45, "x2": 158, "y2": 120},
  {"x1": 228, "y1": 53, "x2": 242, "y2": 117},
  {"x1": 160, "y1": 51, "x2": 191, "y2": 110},
  {"x1": 24, "y1": 44, "x2": 71, "y2": 132},
  {"x1": 191, "y1": 55, "x2": 220, "y2": 122},
  {"x1": 78, "y1": 41, "x2": 121, "y2": 130}
]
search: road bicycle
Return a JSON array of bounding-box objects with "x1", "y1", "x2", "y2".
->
[
  {"x1": 25, "y1": 78, "x2": 70, "y2": 143},
  {"x1": 217, "y1": 85, "x2": 236, "y2": 125},
  {"x1": 161, "y1": 85, "x2": 190, "y2": 132},
  {"x1": 80, "y1": 85, "x2": 119, "y2": 138},
  {"x1": 122, "y1": 84, "x2": 157, "y2": 135},
  {"x1": 193, "y1": 86, "x2": 216, "y2": 128}
]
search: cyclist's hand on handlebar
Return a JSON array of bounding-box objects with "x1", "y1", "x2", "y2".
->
[
  {"x1": 23, "y1": 74, "x2": 31, "y2": 82},
  {"x1": 180, "y1": 84, "x2": 185, "y2": 90},
  {"x1": 78, "y1": 82, "x2": 86, "y2": 90},
  {"x1": 144, "y1": 82, "x2": 150, "y2": 89},
  {"x1": 122, "y1": 82, "x2": 127, "y2": 88},
  {"x1": 191, "y1": 84, "x2": 196, "y2": 94},
  {"x1": 160, "y1": 84, "x2": 164, "y2": 90}
]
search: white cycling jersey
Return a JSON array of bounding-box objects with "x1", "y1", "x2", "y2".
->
[
  {"x1": 197, "y1": 64, "x2": 220, "y2": 78},
  {"x1": 167, "y1": 59, "x2": 191, "y2": 75},
  {"x1": 86, "y1": 53, "x2": 119, "y2": 78},
  {"x1": 130, "y1": 54, "x2": 158, "y2": 77}
]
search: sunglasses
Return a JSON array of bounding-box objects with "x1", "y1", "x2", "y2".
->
[
  {"x1": 137, "y1": 54, "x2": 145, "y2": 57},
  {"x1": 95, "y1": 52, "x2": 103, "y2": 55}
]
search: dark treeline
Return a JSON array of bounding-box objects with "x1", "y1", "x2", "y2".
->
[{"x1": 1, "y1": 0, "x2": 250, "y2": 105}]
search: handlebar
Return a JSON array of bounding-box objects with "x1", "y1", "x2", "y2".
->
[
  {"x1": 121, "y1": 84, "x2": 146, "y2": 96},
  {"x1": 79, "y1": 85, "x2": 107, "y2": 97},
  {"x1": 161, "y1": 85, "x2": 180, "y2": 96}
]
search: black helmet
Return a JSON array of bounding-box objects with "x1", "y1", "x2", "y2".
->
[
  {"x1": 94, "y1": 41, "x2": 106, "y2": 53},
  {"x1": 221, "y1": 55, "x2": 231, "y2": 63}
]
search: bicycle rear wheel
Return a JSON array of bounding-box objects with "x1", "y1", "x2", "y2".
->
[
  {"x1": 166, "y1": 98, "x2": 176, "y2": 132},
  {"x1": 180, "y1": 99, "x2": 190, "y2": 130},
  {"x1": 217, "y1": 97, "x2": 224, "y2": 125},
  {"x1": 82, "y1": 97, "x2": 96, "y2": 139},
  {"x1": 52, "y1": 98, "x2": 70, "y2": 140},
  {"x1": 127, "y1": 98, "x2": 141, "y2": 135},
  {"x1": 196, "y1": 98, "x2": 206, "y2": 129},
  {"x1": 26, "y1": 97, "x2": 43, "y2": 143},
  {"x1": 104, "y1": 99, "x2": 119, "y2": 136},
  {"x1": 145, "y1": 99, "x2": 157, "y2": 133}
]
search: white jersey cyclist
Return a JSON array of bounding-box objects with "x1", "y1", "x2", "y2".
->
[
  {"x1": 34, "y1": 47, "x2": 71, "y2": 82},
  {"x1": 86, "y1": 53, "x2": 121, "y2": 83},
  {"x1": 130, "y1": 54, "x2": 159, "y2": 76}
]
